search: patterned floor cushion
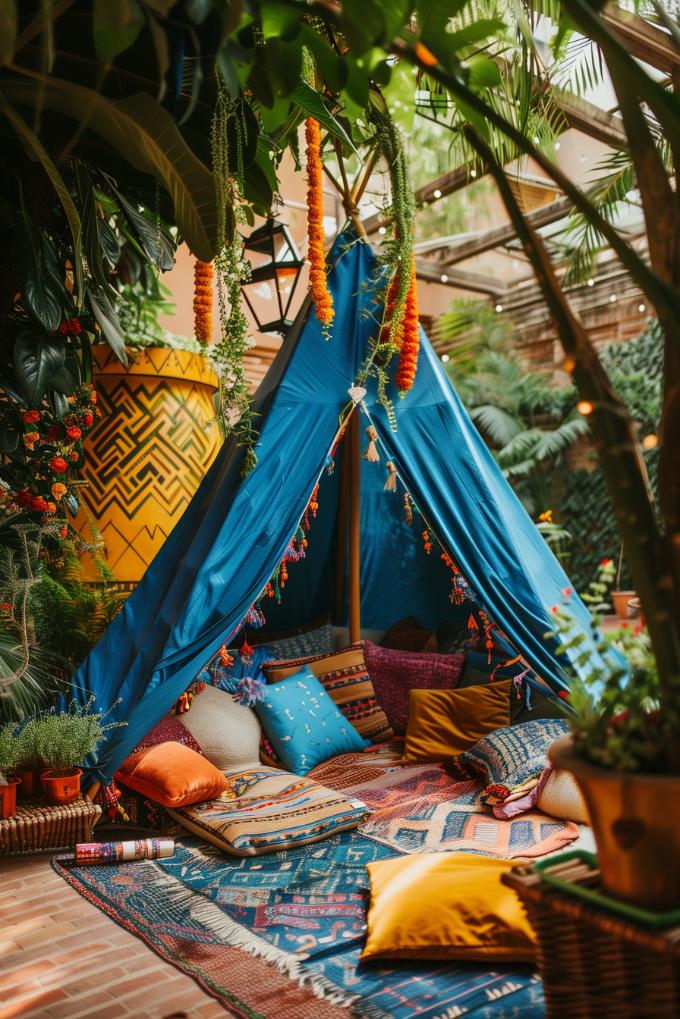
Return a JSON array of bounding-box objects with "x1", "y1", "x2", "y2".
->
[{"x1": 167, "y1": 765, "x2": 370, "y2": 856}]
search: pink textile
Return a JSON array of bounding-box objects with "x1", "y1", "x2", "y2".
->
[
  {"x1": 363, "y1": 641, "x2": 464, "y2": 736},
  {"x1": 130, "y1": 714, "x2": 204, "y2": 757}
]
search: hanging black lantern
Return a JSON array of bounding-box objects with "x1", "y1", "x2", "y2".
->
[{"x1": 241, "y1": 219, "x2": 305, "y2": 334}]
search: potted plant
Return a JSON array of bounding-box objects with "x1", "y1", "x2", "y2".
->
[
  {"x1": 0, "y1": 723, "x2": 22, "y2": 818},
  {"x1": 611, "y1": 546, "x2": 638, "y2": 621},
  {"x1": 13, "y1": 718, "x2": 44, "y2": 800},
  {"x1": 548, "y1": 563, "x2": 677, "y2": 910},
  {"x1": 35, "y1": 699, "x2": 125, "y2": 806}
]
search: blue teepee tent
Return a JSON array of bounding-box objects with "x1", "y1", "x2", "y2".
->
[{"x1": 72, "y1": 231, "x2": 597, "y2": 787}]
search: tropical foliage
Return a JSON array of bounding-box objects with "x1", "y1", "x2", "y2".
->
[
  {"x1": 2, "y1": 1, "x2": 680, "y2": 773},
  {"x1": 435, "y1": 299, "x2": 588, "y2": 515},
  {"x1": 551, "y1": 560, "x2": 663, "y2": 773}
]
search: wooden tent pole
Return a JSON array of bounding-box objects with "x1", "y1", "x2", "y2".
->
[
  {"x1": 86, "y1": 780, "x2": 101, "y2": 802},
  {"x1": 334, "y1": 431, "x2": 349, "y2": 622},
  {"x1": 348, "y1": 409, "x2": 362, "y2": 643}
]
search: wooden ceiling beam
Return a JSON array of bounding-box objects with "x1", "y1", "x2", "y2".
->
[
  {"x1": 438, "y1": 197, "x2": 572, "y2": 266},
  {"x1": 602, "y1": 4, "x2": 680, "y2": 75},
  {"x1": 415, "y1": 258, "x2": 508, "y2": 296},
  {"x1": 556, "y1": 91, "x2": 627, "y2": 149}
]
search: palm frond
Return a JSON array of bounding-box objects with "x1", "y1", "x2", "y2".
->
[{"x1": 470, "y1": 404, "x2": 525, "y2": 445}]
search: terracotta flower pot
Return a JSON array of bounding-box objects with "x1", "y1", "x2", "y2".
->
[
  {"x1": 15, "y1": 767, "x2": 44, "y2": 799},
  {"x1": 611, "y1": 590, "x2": 638, "y2": 619},
  {"x1": 41, "y1": 768, "x2": 82, "y2": 806},
  {"x1": 550, "y1": 735, "x2": 680, "y2": 911},
  {"x1": 0, "y1": 777, "x2": 21, "y2": 819}
]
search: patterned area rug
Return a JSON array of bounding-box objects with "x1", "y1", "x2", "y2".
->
[
  {"x1": 346, "y1": 764, "x2": 580, "y2": 858},
  {"x1": 53, "y1": 831, "x2": 545, "y2": 1019}
]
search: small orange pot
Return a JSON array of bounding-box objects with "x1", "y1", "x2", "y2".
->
[
  {"x1": 612, "y1": 590, "x2": 638, "y2": 619},
  {"x1": 0, "y1": 777, "x2": 21, "y2": 819},
  {"x1": 41, "y1": 768, "x2": 82, "y2": 806},
  {"x1": 15, "y1": 767, "x2": 43, "y2": 799}
]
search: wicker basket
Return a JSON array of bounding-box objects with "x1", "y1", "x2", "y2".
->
[
  {"x1": 0, "y1": 799, "x2": 101, "y2": 855},
  {"x1": 503, "y1": 857, "x2": 680, "y2": 1018}
]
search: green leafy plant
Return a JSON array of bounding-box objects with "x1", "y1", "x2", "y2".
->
[
  {"x1": 550, "y1": 559, "x2": 663, "y2": 772},
  {"x1": 435, "y1": 298, "x2": 588, "y2": 514},
  {"x1": 0, "y1": 519, "x2": 61, "y2": 720},
  {"x1": 0, "y1": 721, "x2": 21, "y2": 784},
  {"x1": 34, "y1": 698, "x2": 125, "y2": 775}
]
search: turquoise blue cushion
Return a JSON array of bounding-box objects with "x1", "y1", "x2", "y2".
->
[{"x1": 255, "y1": 667, "x2": 369, "y2": 775}]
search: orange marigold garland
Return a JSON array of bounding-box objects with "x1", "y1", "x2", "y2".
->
[
  {"x1": 193, "y1": 259, "x2": 213, "y2": 344},
  {"x1": 395, "y1": 258, "x2": 419, "y2": 395},
  {"x1": 305, "y1": 117, "x2": 334, "y2": 331}
]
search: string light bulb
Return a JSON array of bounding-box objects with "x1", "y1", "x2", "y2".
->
[
  {"x1": 577, "y1": 400, "x2": 593, "y2": 416},
  {"x1": 440, "y1": 273, "x2": 448, "y2": 283},
  {"x1": 638, "y1": 303, "x2": 646, "y2": 313},
  {"x1": 470, "y1": 169, "x2": 477, "y2": 178},
  {"x1": 642, "y1": 434, "x2": 658, "y2": 450},
  {"x1": 609, "y1": 294, "x2": 617, "y2": 303},
  {"x1": 378, "y1": 225, "x2": 387, "y2": 235},
  {"x1": 433, "y1": 188, "x2": 442, "y2": 199},
  {"x1": 587, "y1": 278, "x2": 594, "y2": 287},
  {"x1": 442, "y1": 353, "x2": 450, "y2": 363},
  {"x1": 495, "y1": 303, "x2": 504, "y2": 313}
]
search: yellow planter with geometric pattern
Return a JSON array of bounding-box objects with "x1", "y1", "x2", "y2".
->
[{"x1": 72, "y1": 345, "x2": 220, "y2": 584}]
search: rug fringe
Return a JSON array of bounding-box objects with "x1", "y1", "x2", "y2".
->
[
  {"x1": 189, "y1": 895, "x2": 358, "y2": 1008},
  {"x1": 154, "y1": 867, "x2": 359, "y2": 1010}
]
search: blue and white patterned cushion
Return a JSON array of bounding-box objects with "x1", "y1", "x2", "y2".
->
[
  {"x1": 458, "y1": 719, "x2": 570, "y2": 791},
  {"x1": 255, "y1": 666, "x2": 369, "y2": 775}
]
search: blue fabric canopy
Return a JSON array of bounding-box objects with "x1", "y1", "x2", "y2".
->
[{"x1": 72, "y1": 231, "x2": 599, "y2": 785}]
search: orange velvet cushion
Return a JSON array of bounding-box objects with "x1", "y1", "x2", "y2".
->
[
  {"x1": 362, "y1": 853, "x2": 536, "y2": 962},
  {"x1": 115, "y1": 741, "x2": 228, "y2": 808},
  {"x1": 404, "y1": 679, "x2": 512, "y2": 763}
]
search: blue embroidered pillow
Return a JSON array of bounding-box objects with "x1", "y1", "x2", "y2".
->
[
  {"x1": 457, "y1": 719, "x2": 570, "y2": 794},
  {"x1": 254, "y1": 666, "x2": 369, "y2": 775}
]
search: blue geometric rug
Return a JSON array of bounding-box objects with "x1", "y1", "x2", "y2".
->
[{"x1": 54, "y1": 828, "x2": 545, "y2": 1018}]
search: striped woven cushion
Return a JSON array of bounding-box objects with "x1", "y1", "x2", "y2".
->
[
  {"x1": 168, "y1": 766, "x2": 369, "y2": 856},
  {"x1": 263, "y1": 643, "x2": 393, "y2": 756}
]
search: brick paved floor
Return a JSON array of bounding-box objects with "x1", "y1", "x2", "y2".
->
[{"x1": 0, "y1": 856, "x2": 234, "y2": 1018}]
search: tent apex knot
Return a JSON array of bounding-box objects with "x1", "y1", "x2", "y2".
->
[{"x1": 347, "y1": 385, "x2": 366, "y2": 404}]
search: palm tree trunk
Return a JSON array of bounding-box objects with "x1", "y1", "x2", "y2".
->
[{"x1": 465, "y1": 127, "x2": 680, "y2": 769}]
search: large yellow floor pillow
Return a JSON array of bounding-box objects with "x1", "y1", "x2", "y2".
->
[
  {"x1": 168, "y1": 765, "x2": 370, "y2": 856},
  {"x1": 362, "y1": 853, "x2": 536, "y2": 962},
  {"x1": 404, "y1": 680, "x2": 512, "y2": 763}
]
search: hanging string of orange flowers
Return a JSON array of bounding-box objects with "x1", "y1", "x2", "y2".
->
[
  {"x1": 193, "y1": 259, "x2": 213, "y2": 344},
  {"x1": 395, "y1": 258, "x2": 419, "y2": 395},
  {"x1": 305, "y1": 117, "x2": 334, "y2": 330}
]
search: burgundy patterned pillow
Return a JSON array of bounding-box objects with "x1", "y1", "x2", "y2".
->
[
  {"x1": 363, "y1": 641, "x2": 465, "y2": 736},
  {"x1": 131, "y1": 713, "x2": 204, "y2": 757}
]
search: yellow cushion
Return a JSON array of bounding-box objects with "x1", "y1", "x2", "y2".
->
[
  {"x1": 362, "y1": 853, "x2": 536, "y2": 962},
  {"x1": 404, "y1": 680, "x2": 512, "y2": 763}
]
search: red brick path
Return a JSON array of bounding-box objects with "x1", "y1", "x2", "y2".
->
[{"x1": 0, "y1": 857, "x2": 233, "y2": 1018}]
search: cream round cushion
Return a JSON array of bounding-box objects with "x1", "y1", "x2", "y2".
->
[
  {"x1": 537, "y1": 768, "x2": 589, "y2": 825},
  {"x1": 181, "y1": 685, "x2": 262, "y2": 770}
]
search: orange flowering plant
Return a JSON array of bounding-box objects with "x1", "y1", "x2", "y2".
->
[
  {"x1": 4, "y1": 378, "x2": 99, "y2": 537},
  {"x1": 305, "y1": 117, "x2": 334, "y2": 331}
]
